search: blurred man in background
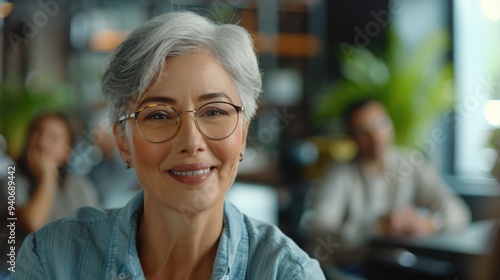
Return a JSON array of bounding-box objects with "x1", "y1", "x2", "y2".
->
[{"x1": 300, "y1": 99, "x2": 471, "y2": 274}]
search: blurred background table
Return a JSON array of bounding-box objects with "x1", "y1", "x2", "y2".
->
[{"x1": 366, "y1": 220, "x2": 497, "y2": 280}]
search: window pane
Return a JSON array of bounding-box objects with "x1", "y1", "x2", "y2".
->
[{"x1": 455, "y1": 0, "x2": 500, "y2": 177}]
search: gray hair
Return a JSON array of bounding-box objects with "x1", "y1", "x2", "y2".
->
[{"x1": 102, "y1": 11, "x2": 262, "y2": 127}]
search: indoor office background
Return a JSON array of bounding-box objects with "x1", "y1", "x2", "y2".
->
[{"x1": 1, "y1": 0, "x2": 499, "y2": 279}]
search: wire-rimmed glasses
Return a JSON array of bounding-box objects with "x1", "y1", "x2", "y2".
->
[{"x1": 118, "y1": 101, "x2": 244, "y2": 143}]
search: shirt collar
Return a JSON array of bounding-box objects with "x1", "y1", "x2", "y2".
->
[
  {"x1": 212, "y1": 201, "x2": 249, "y2": 278},
  {"x1": 106, "y1": 190, "x2": 249, "y2": 279},
  {"x1": 105, "y1": 190, "x2": 144, "y2": 279}
]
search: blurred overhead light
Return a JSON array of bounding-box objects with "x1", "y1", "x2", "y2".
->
[
  {"x1": 90, "y1": 29, "x2": 129, "y2": 52},
  {"x1": 0, "y1": 2, "x2": 13, "y2": 19},
  {"x1": 481, "y1": 0, "x2": 500, "y2": 21},
  {"x1": 484, "y1": 100, "x2": 500, "y2": 126}
]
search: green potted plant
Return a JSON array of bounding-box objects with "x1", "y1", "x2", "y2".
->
[
  {"x1": 0, "y1": 73, "x2": 75, "y2": 158},
  {"x1": 314, "y1": 29, "x2": 454, "y2": 148}
]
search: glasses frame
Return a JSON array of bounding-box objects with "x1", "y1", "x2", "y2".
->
[{"x1": 118, "y1": 101, "x2": 244, "y2": 143}]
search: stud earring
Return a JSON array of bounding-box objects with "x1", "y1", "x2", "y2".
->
[
  {"x1": 239, "y1": 153, "x2": 244, "y2": 162},
  {"x1": 125, "y1": 160, "x2": 131, "y2": 169}
]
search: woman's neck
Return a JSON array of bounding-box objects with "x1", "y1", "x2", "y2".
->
[{"x1": 137, "y1": 191, "x2": 224, "y2": 280}]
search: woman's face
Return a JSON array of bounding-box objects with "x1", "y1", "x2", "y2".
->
[
  {"x1": 29, "y1": 116, "x2": 71, "y2": 165},
  {"x1": 115, "y1": 52, "x2": 248, "y2": 214}
]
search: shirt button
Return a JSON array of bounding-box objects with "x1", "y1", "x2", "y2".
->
[
  {"x1": 118, "y1": 273, "x2": 126, "y2": 279},
  {"x1": 222, "y1": 276, "x2": 229, "y2": 280}
]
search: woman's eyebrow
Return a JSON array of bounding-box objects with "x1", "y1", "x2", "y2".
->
[
  {"x1": 198, "y1": 92, "x2": 233, "y2": 102},
  {"x1": 137, "y1": 96, "x2": 177, "y2": 108},
  {"x1": 137, "y1": 92, "x2": 232, "y2": 108}
]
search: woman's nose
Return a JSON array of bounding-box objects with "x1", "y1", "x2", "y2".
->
[{"x1": 174, "y1": 113, "x2": 206, "y2": 156}]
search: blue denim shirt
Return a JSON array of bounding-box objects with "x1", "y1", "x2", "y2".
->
[{"x1": 13, "y1": 191, "x2": 325, "y2": 279}]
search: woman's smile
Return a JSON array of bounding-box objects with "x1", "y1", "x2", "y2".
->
[{"x1": 165, "y1": 162, "x2": 216, "y2": 185}]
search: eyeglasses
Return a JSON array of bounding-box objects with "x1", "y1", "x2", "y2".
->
[{"x1": 118, "y1": 101, "x2": 244, "y2": 143}]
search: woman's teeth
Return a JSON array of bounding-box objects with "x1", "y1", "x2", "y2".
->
[{"x1": 170, "y1": 168, "x2": 211, "y2": 176}]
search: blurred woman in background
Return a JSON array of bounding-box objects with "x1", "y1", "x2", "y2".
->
[
  {"x1": 0, "y1": 112, "x2": 99, "y2": 276},
  {"x1": 16, "y1": 112, "x2": 99, "y2": 227}
]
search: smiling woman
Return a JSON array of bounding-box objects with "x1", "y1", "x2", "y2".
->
[{"x1": 13, "y1": 11, "x2": 325, "y2": 280}]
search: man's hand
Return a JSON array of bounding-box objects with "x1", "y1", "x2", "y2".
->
[{"x1": 379, "y1": 206, "x2": 436, "y2": 236}]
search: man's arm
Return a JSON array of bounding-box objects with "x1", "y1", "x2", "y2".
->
[
  {"x1": 300, "y1": 163, "x2": 350, "y2": 234},
  {"x1": 413, "y1": 162, "x2": 471, "y2": 232}
]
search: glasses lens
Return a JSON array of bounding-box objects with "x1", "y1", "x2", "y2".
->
[
  {"x1": 136, "y1": 105, "x2": 179, "y2": 143},
  {"x1": 197, "y1": 102, "x2": 239, "y2": 140}
]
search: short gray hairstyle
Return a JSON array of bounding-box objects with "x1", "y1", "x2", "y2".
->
[{"x1": 102, "y1": 11, "x2": 262, "y2": 127}]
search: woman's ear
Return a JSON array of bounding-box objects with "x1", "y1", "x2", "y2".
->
[
  {"x1": 240, "y1": 120, "x2": 250, "y2": 152},
  {"x1": 113, "y1": 123, "x2": 131, "y2": 162},
  {"x1": 243, "y1": 120, "x2": 251, "y2": 143}
]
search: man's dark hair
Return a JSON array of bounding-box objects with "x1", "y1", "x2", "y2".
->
[{"x1": 342, "y1": 98, "x2": 380, "y2": 134}]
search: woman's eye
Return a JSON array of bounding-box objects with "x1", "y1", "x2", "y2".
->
[
  {"x1": 145, "y1": 112, "x2": 174, "y2": 121},
  {"x1": 202, "y1": 108, "x2": 227, "y2": 117}
]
